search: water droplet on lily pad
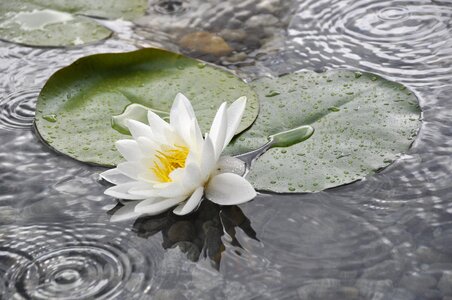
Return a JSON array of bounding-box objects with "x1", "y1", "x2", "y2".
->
[
  {"x1": 226, "y1": 70, "x2": 421, "y2": 193},
  {"x1": 328, "y1": 106, "x2": 340, "y2": 112},
  {"x1": 265, "y1": 90, "x2": 280, "y2": 97},
  {"x1": 35, "y1": 48, "x2": 259, "y2": 166},
  {"x1": 42, "y1": 114, "x2": 57, "y2": 122}
]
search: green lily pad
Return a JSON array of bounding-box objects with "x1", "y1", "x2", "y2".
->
[
  {"x1": 35, "y1": 48, "x2": 259, "y2": 166},
  {"x1": 226, "y1": 71, "x2": 421, "y2": 193},
  {"x1": 0, "y1": 0, "x2": 147, "y2": 47}
]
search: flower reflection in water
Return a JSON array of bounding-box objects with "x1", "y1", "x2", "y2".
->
[{"x1": 109, "y1": 200, "x2": 257, "y2": 269}]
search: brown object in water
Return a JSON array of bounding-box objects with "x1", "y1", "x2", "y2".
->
[{"x1": 179, "y1": 31, "x2": 233, "y2": 57}]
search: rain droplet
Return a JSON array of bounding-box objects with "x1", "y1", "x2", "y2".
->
[
  {"x1": 43, "y1": 114, "x2": 57, "y2": 122},
  {"x1": 328, "y1": 106, "x2": 340, "y2": 112},
  {"x1": 265, "y1": 90, "x2": 280, "y2": 97}
]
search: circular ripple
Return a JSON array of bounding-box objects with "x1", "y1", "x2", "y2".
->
[
  {"x1": 377, "y1": 6, "x2": 410, "y2": 21},
  {"x1": 340, "y1": 2, "x2": 444, "y2": 43},
  {"x1": 135, "y1": 0, "x2": 293, "y2": 66},
  {"x1": 154, "y1": 0, "x2": 188, "y2": 15},
  {"x1": 245, "y1": 197, "x2": 400, "y2": 280},
  {"x1": 16, "y1": 246, "x2": 125, "y2": 299},
  {"x1": 288, "y1": 0, "x2": 452, "y2": 87},
  {"x1": 0, "y1": 39, "x2": 138, "y2": 94},
  {"x1": 0, "y1": 223, "x2": 161, "y2": 299},
  {"x1": 0, "y1": 90, "x2": 39, "y2": 131}
]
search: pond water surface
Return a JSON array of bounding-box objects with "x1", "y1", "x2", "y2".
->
[{"x1": 1, "y1": 0, "x2": 452, "y2": 299}]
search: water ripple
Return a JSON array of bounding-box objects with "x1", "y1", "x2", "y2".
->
[
  {"x1": 0, "y1": 40, "x2": 137, "y2": 94},
  {"x1": 0, "y1": 89, "x2": 39, "y2": 131},
  {"x1": 287, "y1": 0, "x2": 452, "y2": 87},
  {"x1": 340, "y1": 2, "x2": 445, "y2": 43},
  {"x1": 0, "y1": 223, "x2": 162, "y2": 299},
  {"x1": 0, "y1": 1, "x2": 451, "y2": 299},
  {"x1": 134, "y1": 0, "x2": 293, "y2": 66},
  {"x1": 196, "y1": 195, "x2": 405, "y2": 299},
  {"x1": 253, "y1": 198, "x2": 398, "y2": 278},
  {"x1": 153, "y1": 0, "x2": 189, "y2": 15}
]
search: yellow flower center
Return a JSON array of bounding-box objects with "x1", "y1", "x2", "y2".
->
[{"x1": 152, "y1": 145, "x2": 189, "y2": 182}]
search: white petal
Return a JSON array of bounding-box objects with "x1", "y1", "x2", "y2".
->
[
  {"x1": 128, "y1": 185, "x2": 159, "y2": 197},
  {"x1": 127, "y1": 119, "x2": 153, "y2": 140},
  {"x1": 164, "y1": 129, "x2": 185, "y2": 147},
  {"x1": 134, "y1": 197, "x2": 161, "y2": 207},
  {"x1": 136, "y1": 137, "x2": 158, "y2": 157},
  {"x1": 170, "y1": 94, "x2": 194, "y2": 145},
  {"x1": 115, "y1": 139, "x2": 142, "y2": 161},
  {"x1": 184, "y1": 147, "x2": 200, "y2": 167},
  {"x1": 168, "y1": 167, "x2": 185, "y2": 182},
  {"x1": 200, "y1": 135, "x2": 216, "y2": 179},
  {"x1": 175, "y1": 93, "x2": 196, "y2": 119},
  {"x1": 147, "y1": 109, "x2": 172, "y2": 142},
  {"x1": 209, "y1": 102, "x2": 228, "y2": 158},
  {"x1": 205, "y1": 173, "x2": 256, "y2": 205},
  {"x1": 136, "y1": 162, "x2": 162, "y2": 184},
  {"x1": 100, "y1": 168, "x2": 134, "y2": 185},
  {"x1": 224, "y1": 96, "x2": 247, "y2": 148},
  {"x1": 110, "y1": 202, "x2": 141, "y2": 222},
  {"x1": 214, "y1": 156, "x2": 246, "y2": 176},
  {"x1": 188, "y1": 118, "x2": 203, "y2": 153},
  {"x1": 104, "y1": 182, "x2": 148, "y2": 200},
  {"x1": 173, "y1": 186, "x2": 204, "y2": 215},
  {"x1": 135, "y1": 197, "x2": 185, "y2": 215},
  {"x1": 179, "y1": 163, "x2": 202, "y2": 190},
  {"x1": 154, "y1": 181, "x2": 188, "y2": 198},
  {"x1": 117, "y1": 161, "x2": 143, "y2": 180}
]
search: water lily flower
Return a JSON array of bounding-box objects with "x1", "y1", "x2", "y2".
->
[{"x1": 100, "y1": 93, "x2": 256, "y2": 222}]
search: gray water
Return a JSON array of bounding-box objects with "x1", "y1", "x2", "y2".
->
[{"x1": 1, "y1": 0, "x2": 452, "y2": 299}]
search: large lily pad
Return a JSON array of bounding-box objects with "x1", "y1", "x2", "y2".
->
[
  {"x1": 35, "y1": 48, "x2": 259, "y2": 166},
  {"x1": 226, "y1": 71, "x2": 421, "y2": 193},
  {"x1": 0, "y1": 0, "x2": 147, "y2": 47}
]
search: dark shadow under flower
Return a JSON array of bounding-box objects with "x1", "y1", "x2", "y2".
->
[{"x1": 110, "y1": 200, "x2": 258, "y2": 269}]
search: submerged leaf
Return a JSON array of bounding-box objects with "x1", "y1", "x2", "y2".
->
[
  {"x1": 35, "y1": 48, "x2": 259, "y2": 166},
  {"x1": 226, "y1": 71, "x2": 421, "y2": 193},
  {"x1": 0, "y1": 0, "x2": 147, "y2": 47}
]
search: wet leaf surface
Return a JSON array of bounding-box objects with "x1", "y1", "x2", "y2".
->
[
  {"x1": 226, "y1": 71, "x2": 421, "y2": 193},
  {"x1": 0, "y1": 0, "x2": 147, "y2": 46},
  {"x1": 35, "y1": 48, "x2": 259, "y2": 166}
]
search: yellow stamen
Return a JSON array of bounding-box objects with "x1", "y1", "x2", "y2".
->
[{"x1": 151, "y1": 145, "x2": 189, "y2": 182}]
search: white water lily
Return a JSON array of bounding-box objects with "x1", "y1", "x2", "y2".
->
[{"x1": 100, "y1": 93, "x2": 256, "y2": 222}]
